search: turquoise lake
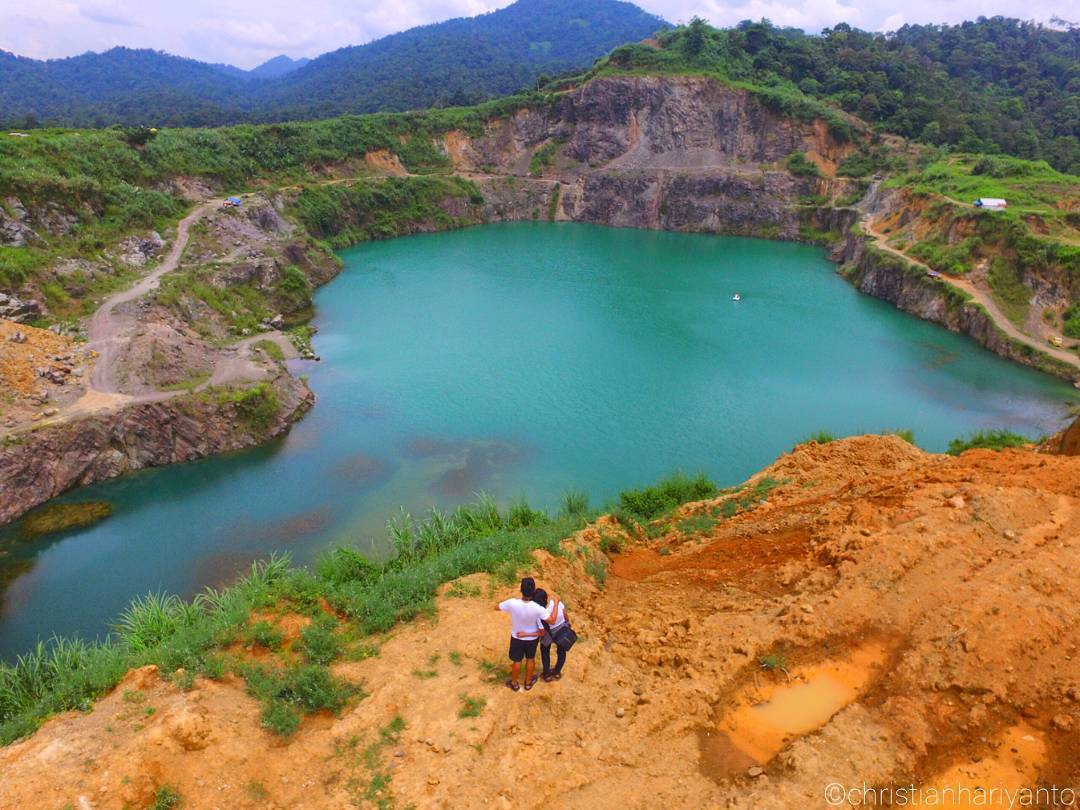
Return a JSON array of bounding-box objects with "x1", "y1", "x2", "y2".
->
[{"x1": 1, "y1": 221, "x2": 1076, "y2": 657}]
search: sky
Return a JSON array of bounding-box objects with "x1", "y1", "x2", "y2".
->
[{"x1": 2, "y1": 0, "x2": 1072, "y2": 69}]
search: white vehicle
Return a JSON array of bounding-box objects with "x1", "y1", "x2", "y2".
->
[{"x1": 973, "y1": 198, "x2": 1007, "y2": 210}]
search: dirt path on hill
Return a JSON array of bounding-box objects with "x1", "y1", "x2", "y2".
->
[
  {"x1": 2, "y1": 436, "x2": 1078, "y2": 808},
  {"x1": 87, "y1": 200, "x2": 218, "y2": 394},
  {"x1": 11, "y1": 204, "x2": 302, "y2": 434},
  {"x1": 860, "y1": 211, "x2": 1080, "y2": 373}
]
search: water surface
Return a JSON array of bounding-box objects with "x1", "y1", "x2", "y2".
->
[{"x1": 1, "y1": 222, "x2": 1075, "y2": 656}]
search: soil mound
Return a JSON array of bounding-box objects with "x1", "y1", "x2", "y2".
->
[{"x1": 2, "y1": 435, "x2": 1078, "y2": 808}]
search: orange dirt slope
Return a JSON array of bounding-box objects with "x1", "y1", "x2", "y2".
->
[{"x1": 1, "y1": 434, "x2": 1078, "y2": 809}]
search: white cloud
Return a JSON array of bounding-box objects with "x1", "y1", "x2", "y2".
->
[{"x1": 0, "y1": 0, "x2": 1072, "y2": 69}]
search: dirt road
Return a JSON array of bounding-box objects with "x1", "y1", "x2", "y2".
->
[
  {"x1": 87, "y1": 200, "x2": 219, "y2": 394},
  {"x1": 860, "y1": 213, "x2": 1080, "y2": 374},
  {"x1": 8, "y1": 199, "x2": 293, "y2": 434}
]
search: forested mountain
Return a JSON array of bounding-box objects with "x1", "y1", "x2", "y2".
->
[
  {"x1": 596, "y1": 17, "x2": 1080, "y2": 173},
  {"x1": 2, "y1": 6, "x2": 1074, "y2": 174},
  {"x1": 0, "y1": 0, "x2": 669, "y2": 128},
  {"x1": 0, "y1": 48, "x2": 252, "y2": 127},
  {"x1": 248, "y1": 56, "x2": 311, "y2": 79}
]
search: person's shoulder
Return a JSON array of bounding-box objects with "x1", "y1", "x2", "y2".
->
[{"x1": 498, "y1": 597, "x2": 517, "y2": 610}]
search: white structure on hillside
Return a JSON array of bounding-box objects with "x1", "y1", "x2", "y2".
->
[{"x1": 973, "y1": 198, "x2": 1007, "y2": 210}]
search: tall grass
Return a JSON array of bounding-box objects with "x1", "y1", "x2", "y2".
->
[
  {"x1": 947, "y1": 429, "x2": 1030, "y2": 455},
  {"x1": 0, "y1": 474, "x2": 722, "y2": 745},
  {"x1": 617, "y1": 472, "x2": 717, "y2": 520}
]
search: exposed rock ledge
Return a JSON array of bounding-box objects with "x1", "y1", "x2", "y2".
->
[
  {"x1": 840, "y1": 234, "x2": 1080, "y2": 383},
  {"x1": 0, "y1": 374, "x2": 312, "y2": 525}
]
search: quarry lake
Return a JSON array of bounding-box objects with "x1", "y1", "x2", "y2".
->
[{"x1": 1, "y1": 221, "x2": 1076, "y2": 656}]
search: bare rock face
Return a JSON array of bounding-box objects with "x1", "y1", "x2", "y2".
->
[
  {"x1": 449, "y1": 76, "x2": 836, "y2": 239},
  {"x1": 447, "y1": 76, "x2": 850, "y2": 175},
  {"x1": 117, "y1": 231, "x2": 166, "y2": 267},
  {"x1": 843, "y1": 233, "x2": 1080, "y2": 383},
  {"x1": 0, "y1": 374, "x2": 313, "y2": 525},
  {"x1": 0, "y1": 197, "x2": 38, "y2": 247},
  {"x1": 0, "y1": 292, "x2": 42, "y2": 323}
]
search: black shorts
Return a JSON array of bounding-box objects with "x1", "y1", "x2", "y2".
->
[{"x1": 508, "y1": 636, "x2": 539, "y2": 662}]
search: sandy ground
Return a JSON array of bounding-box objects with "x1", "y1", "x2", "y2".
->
[
  {"x1": 0, "y1": 319, "x2": 94, "y2": 425},
  {"x1": 2, "y1": 435, "x2": 1078, "y2": 809}
]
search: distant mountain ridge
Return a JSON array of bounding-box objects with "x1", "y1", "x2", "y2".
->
[
  {"x1": 0, "y1": 0, "x2": 669, "y2": 127},
  {"x1": 247, "y1": 55, "x2": 311, "y2": 79}
]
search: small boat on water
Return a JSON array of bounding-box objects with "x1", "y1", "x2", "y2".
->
[{"x1": 732, "y1": 293, "x2": 741, "y2": 302}]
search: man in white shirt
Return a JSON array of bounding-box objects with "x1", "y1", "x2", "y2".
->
[{"x1": 496, "y1": 577, "x2": 548, "y2": 691}]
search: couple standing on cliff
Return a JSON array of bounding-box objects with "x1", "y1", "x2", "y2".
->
[{"x1": 497, "y1": 577, "x2": 577, "y2": 691}]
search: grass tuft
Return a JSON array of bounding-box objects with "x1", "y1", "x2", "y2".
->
[
  {"x1": 151, "y1": 785, "x2": 182, "y2": 810},
  {"x1": 947, "y1": 429, "x2": 1030, "y2": 455},
  {"x1": 617, "y1": 472, "x2": 717, "y2": 521},
  {"x1": 458, "y1": 694, "x2": 486, "y2": 718}
]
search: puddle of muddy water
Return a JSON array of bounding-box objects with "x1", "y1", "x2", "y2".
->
[
  {"x1": 909, "y1": 724, "x2": 1045, "y2": 809},
  {"x1": 700, "y1": 642, "x2": 888, "y2": 778}
]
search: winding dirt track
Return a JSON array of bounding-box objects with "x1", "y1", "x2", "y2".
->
[
  {"x1": 87, "y1": 200, "x2": 219, "y2": 394},
  {"x1": 860, "y1": 212, "x2": 1080, "y2": 375},
  {"x1": 35, "y1": 199, "x2": 295, "y2": 429}
]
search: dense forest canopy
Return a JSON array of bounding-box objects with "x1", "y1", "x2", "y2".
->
[
  {"x1": 0, "y1": 0, "x2": 668, "y2": 129},
  {"x1": 594, "y1": 17, "x2": 1080, "y2": 173},
  {"x1": 1, "y1": 7, "x2": 1076, "y2": 172}
]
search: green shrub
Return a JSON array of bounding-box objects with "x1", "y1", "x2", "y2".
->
[
  {"x1": 458, "y1": 694, "x2": 486, "y2": 718},
  {"x1": 114, "y1": 593, "x2": 201, "y2": 653},
  {"x1": 152, "y1": 785, "x2": 182, "y2": 810},
  {"x1": 1064, "y1": 303, "x2": 1080, "y2": 339},
  {"x1": 260, "y1": 699, "x2": 301, "y2": 736},
  {"x1": 677, "y1": 514, "x2": 717, "y2": 535},
  {"x1": 598, "y1": 532, "x2": 622, "y2": 554},
  {"x1": 836, "y1": 152, "x2": 877, "y2": 177},
  {"x1": 241, "y1": 662, "x2": 357, "y2": 736},
  {"x1": 314, "y1": 547, "x2": 381, "y2": 586},
  {"x1": 585, "y1": 557, "x2": 608, "y2": 588},
  {"x1": 804, "y1": 431, "x2": 837, "y2": 444},
  {"x1": 253, "y1": 339, "x2": 285, "y2": 362},
  {"x1": 947, "y1": 429, "x2": 1030, "y2": 455},
  {"x1": 617, "y1": 472, "x2": 717, "y2": 520},
  {"x1": 559, "y1": 490, "x2": 589, "y2": 518},
  {"x1": 298, "y1": 616, "x2": 342, "y2": 666},
  {"x1": 529, "y1": 140, "x2": 565, "y2": 176},
  {"x1": 986, "y1": 257, "x2": 1031, "y2": 326},
  {"x1": 218, "y1": 383, "x2": 279, "y2": 433},
  {"x1": 244, "y1": 621, "x2": 283, "y2": 650},
  {"x1": 786, "y1": 151, "x2": 821, "y2": 177},
  {"x1": 547, "y1": 183, "x2": 561, "y2": 221},
  {"x1": 292, "y1": 176, "x2": 483, "y2": 249}
]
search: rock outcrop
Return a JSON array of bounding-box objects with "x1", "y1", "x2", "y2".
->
[
  {"x1": 454, "y1": 76, "x2": 850, "y2": 239},
  {"x1": 841, "y1": 234, "x2": 1079, "y2": 382},
  {"x1": 0, "y1": 293, "x2": 42, "y2": 323},
  {"x1": 0, "y1": 373, "x2": 312, "y2": 525}
]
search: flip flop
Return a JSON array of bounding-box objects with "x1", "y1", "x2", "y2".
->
[
  {"x1": 553, "y1": 672, "x2": 562, "y2": 680},
  {"x1": 505, "y1": 679, "x2": 520, "y2": 692},
  {"x1": 523, "y1": 676, "x2": 538, "y2": 691},
  {"x1": 542, "y1": 673, "x2": 554, "y2": 682}
]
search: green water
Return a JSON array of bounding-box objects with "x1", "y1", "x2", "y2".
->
[{"x1": 0, "y1": 222, "x2": 1075, "y2": 656}]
